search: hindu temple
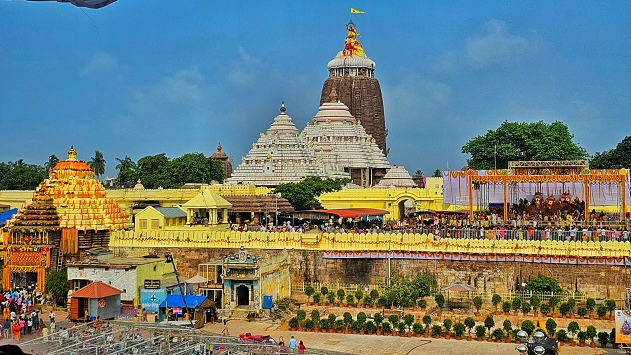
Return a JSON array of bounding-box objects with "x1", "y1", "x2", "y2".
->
[
  {"x1": 320, "y1": 20, "x2": 387, "y2": 155},
  {"x1": 2, "y1": 147, "x2": 127, "y2": 290}
]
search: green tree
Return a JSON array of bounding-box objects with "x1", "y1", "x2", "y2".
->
[
  {"x1": 88, "y1": 150, "x2": 106, "y2": 180},
  {"x1": 484, "y1": 316, "x2": 495, "y2": 336},
  {"x1": 590, "y1": 136, "x2": 631, "y2": 169},
  {"x1": 523, "y1": 274, "x2": 563, "y2": 293},
  {"x1": 491, "y1": 294, "x2": 502, "y2": 312},
  {"x1": 170, "y1": 152, "x2": 224, "y2": 185},
  {"x1": 273, "y1": 176, "x2": 350, "y2": 210},
  {"x1": 45, "y1": 268, "x2": 70, "y2": 306},
  {"x1": 461, "y1": 120, "x2": 587, "y2": 170},
  {"x1": 473, "y1": 296, "x2": 483, "y2": 313},
  {"x1": 545, "y1": 318, "x2": 557, "y2": 337},
  {"x1": 464, "y1": 317, "x2": 475, "y2": 335},
  {"x1": 521, "y1": 319, "x2": 535, "y2": 336},
  {"x1": 44, "y1": 154, "x2": 60, "y2": 173},
  {"x1": 115, "y1": 155, "x2": 137, "y2": 188},
  {"x1": 0, "y1": 160, "x2": 47, "y2": 190}
]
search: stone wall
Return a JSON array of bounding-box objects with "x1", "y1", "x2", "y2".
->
[{"x1": 113, "y1": 246, "x2": 630, "y2": 300}]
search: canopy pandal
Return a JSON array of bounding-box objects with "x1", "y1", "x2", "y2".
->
[{"x1": 466, "y1": 167, "x2": 628, "y2": 223}]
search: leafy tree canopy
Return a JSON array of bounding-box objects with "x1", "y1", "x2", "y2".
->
[
  {"x1": 45, "y1": 268, "x2": 70, "y2": 303},
  {"x1": 590, "y1": 136, "x2": 631, "y2": 169},
  {"x1": 0, "y1": 160, "x2": 47, "y2": 190},
  {"x1": 523, "y1": 274, "x2": 562, "y2": 293},
  {"x1": 89, "y1": 150, "x2": 107, "y2": 179},
  {"x1": 272, "y1": 176, "x2": 350, "y2": 210},
  {"x1": 461, "y1": 120, "x2": 588, "y2": 170}
]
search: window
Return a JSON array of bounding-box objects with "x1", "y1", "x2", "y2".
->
[
  {"x1": 139, "y1": 219, "x2": 147, "y2": 229},
  {"x1": 151, "y1": 219, "x2": 160, "y2": 229}
]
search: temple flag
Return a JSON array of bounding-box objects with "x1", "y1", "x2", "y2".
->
[{"x1": 350, "y1": 8, "x2": 366, "y2": 14}]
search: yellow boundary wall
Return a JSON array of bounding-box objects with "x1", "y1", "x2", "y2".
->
[{"x1": 110, "y1": 230, "x2": 631, "y2": 259}]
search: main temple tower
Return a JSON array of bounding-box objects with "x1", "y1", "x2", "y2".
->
[{"x1": 320, "y1": 21, "x2": 388, "y2": 155}]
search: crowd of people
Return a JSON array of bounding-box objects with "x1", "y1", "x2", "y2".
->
[{"x1": 0, "y1": 287, "x2": 62, "y2": 343}]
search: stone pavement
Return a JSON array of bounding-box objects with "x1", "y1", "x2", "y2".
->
[{"x1": 202, "y1": 319, "x2": 619, "y2": 355}]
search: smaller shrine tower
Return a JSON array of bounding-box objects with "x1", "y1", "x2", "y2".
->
[{"x1": 210, "y1": 143, "x2": 233, "y2": 181}]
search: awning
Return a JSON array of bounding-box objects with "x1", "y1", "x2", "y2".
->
[
  {"x1": 441, "y1": 281, "x2": 476, "y2": 293},
  {"x1": 185, "y1": 274, "x2": 208, "y2": 284},
  {"x1": 301, "y1": 208, "x2": 389, "y2": 219},
  {"x1": 159, "y1": 295, "x2": 214, "y2": 309}
]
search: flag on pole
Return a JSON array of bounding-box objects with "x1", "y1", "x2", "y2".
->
[{"x1": 350, "y1": 8, "x2": 366, "y2": 14}]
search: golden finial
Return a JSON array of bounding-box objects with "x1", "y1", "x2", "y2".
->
[{"x1": 67, "y1": 146, "x2": 77, "y2": 161}]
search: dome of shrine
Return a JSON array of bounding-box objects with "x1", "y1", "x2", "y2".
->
[
  {"x1": 375, "y1": 166, "x2": 417, "y2": 188},
  {"x1": 50, "y1": 146, "x2": 94, "y2": 180},
  {"x1": 210, "y1": 143, "x2": 229, "y2": 160},
  {"x1": 327, "y1": 51, "x2": 376, "y2": 70}
]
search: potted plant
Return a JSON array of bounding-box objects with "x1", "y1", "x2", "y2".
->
[
  {"x1": 289, "y1": 317, "x2": 298, "y2": 331},
  {"x1": 363, "y1": 295, "x2": 373, "y2": 309},
  {"x1": 530, "y1": 294, "x2": 540, "y2": 317},
  {"x1": 431, "y1": 324, "x2": 443, "y2": 339},
  {"x1": 354, "y1": 290, "x2": 364, "y2": 308},
  {"x1": 484, "y1": 316, "x2": 495, "y2": 339},
  {"x1": 559, "y1": 302, "x2": 571, "y2": 318},
  {"x1": 346, "y1": 294, "x2": 355, "y2": 308},
  {"x1": 373, "y1": 312, "x2": 383, "y2": 334},
  {"x1": 418, "y1": 298, "x2": 427, "y2": 311},
  {"x1": 305, "y1": 319, "x2": 314, "y2": 332},
  {"x1": 606, "y1": 300, "x2": 617, "y2": 320},
  {"x1": 576, "y1": 306, "x2": 587, "y2": 319},
  {"x1": 320, "y1": 286, "x2": 329, "y2": 304},
  {"x1": 400, "y1": 296, "x2": 410, "y2": 311},
  {"x1": 369, "y1": 289, "x2": 379, "y2": 309},
  {"x1": 296, "y1": 310, "x2": 306, "y2": 331},
  {"x1": 492, "y1": 294, "x2": 502, "y2": 315},
  {"x1": 335, "y1": 319, "x2": 344, "y2": 333},
  {"x1": 548, "y1": 296, "x2": 560, "y2": 317},
  {"x1": 351, "y1": 320, "x2": 360, "y2": 334},
  {"x1": 435, "y1": 294, "x2": 445, "y2": 316},
  {"x1": 443, "y1": 318, "x2": 453, "y2": 339},
  {"x1": 520, "y1": 320, "x2": 535, "y2": 336},
  {"x1": 388, "y1": 314, "x2": 399, "y2": 333},
  {"x1": 597, "y1": 331, "x2": 609, "y2": 348},
  {"x1": 453, "y1": 322, "x2": 466, "y2": 340},
  {"x1": 577, "y1": 330, "x2": 588, "y2": 347},
  {"x1": 403, "y1": 314, "x2": 415, "y2": 336},
  {"x1": 586, "y1": 325, "x2": 597, "y2": 348},
  {"x1": 586, "y1": 297, "x2": 596, "y2": 319},
  {"x1": 422, "y1": 315, "x2": 432, "y2": 337},
  {"x1": 473, "y1": 296, "x2": 483, "y2": 316},
  {"x1": 327, "y1": 292, "x2": 336, "y2": 306},
  {"x1": 502, "y1": 319, "x2": 512, "y2": 343},
  {"x1": 336, "y1": 289, "x2": 345, "y2": 307},
  {"x1": 545, "y1": 317, "x2": 556, "y2": 338},
  {"x1": 492, "y1": 328, "x2": 505, "y2": 343},
  {"x1": 502, "y1": 301, "x2": 511, "y2": 315},
  {"x1": 312, "y1": 293, "x2": 321, "y2": 306},
  {"x1": 539, "y1": 303, "x2": 550, "y2": 317},
  {"x1": 511, "y1": 297, "x2": 522, "y2": 316},
  {"x1": 310, "y1": 309, "x2": 320, "y2": 325},
  {"x1": 381, "y1": 321, "x2": 392, "y2": 335},
  {"x1": 357, "y1": 312, "x2": 366, "y2": 328},
  {"x1": 327, "y1": 313, "x2": 337, "y2": 332},
  {"x1": 365, "y1": 320, "x2": 376, "y2": 335},
  {"x1": 398, "y1": 322, "x2": 407, "y2": 337},
  {"x1": 596, "y1": 304, "x2": 607, "y2": 320},
  {"x1": 319, "y1": 319, "x2": 329, "y2": 333},
  {"x1": 377, "y1": 297, "x2": 388, "y2": 310},
  {"x1": 475, "y1": 325, "x2": 486, "y2": 341},
  {"x1": 305, "y1": 285, "x2": 315, "y2": 305},
  {"x1": 567, "y1": 321, "x2": 579, "y2": 346},
  {"x1": 464, "y1": 317, "x2": 475, "y2": 341},
  {"x1": 556, "y1": 329, "x2": 568, "y2": 346},
  {"x1": 343, "y1": 312, "x2": 353, "y2": 333},
  {"x1": 521, "y1": 301, "x2": 532, "y2": 316},
  {"x1": 412, "y1": 322, "x2": 423, "y2": 337}
]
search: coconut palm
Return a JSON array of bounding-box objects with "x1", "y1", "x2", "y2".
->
[{"x1": 89, "y1": 150, "x2": 106, "y2": 180}]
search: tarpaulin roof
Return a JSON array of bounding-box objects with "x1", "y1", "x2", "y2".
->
[
  {"x1": 441, "y1": 281, "x2": 476, "y2": 293},
  {"x1": 159, "y1": 295, "x2": 214, "y2": 309},
  {"x1": 302, "y1": 208, "x2": 389, "y2": 219},
  {"x1": 0, "y1": 208, "x2": 17, "y2": 226}
]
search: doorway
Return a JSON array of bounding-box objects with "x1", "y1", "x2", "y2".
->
[{"x1": 236, "y1": 285, "x2": 249, "y2": 306}]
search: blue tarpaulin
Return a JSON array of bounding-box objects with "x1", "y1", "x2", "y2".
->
[
  {"x1": 0, "y1": 208, "x2": 17, "y2": 226},
  {"x1": 159, "y1": 295, "x2": 209, "y2": 309}
]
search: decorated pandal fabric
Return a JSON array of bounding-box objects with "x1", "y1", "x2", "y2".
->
[{"x1": 109, "y1": 230, "x2": 631, "y2": 264}]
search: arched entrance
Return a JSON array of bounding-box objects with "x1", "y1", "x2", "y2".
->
[
  {"x1": 397, "y1": 199, "x2": 416, "y2": 219},
  {"x1": 236, "y1": 285, "x2": 249, "y2": 306}
]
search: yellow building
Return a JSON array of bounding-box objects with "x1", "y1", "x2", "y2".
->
[
  {"x1": 318, "y1": 177, "x2": 444, "y2": 221},
  {"x1": 135, "y1": 206, "x2": 187, "y2": 230}
]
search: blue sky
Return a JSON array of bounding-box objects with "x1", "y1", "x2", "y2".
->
[{"x1": 1, "y1": 1, "x2": 630, "y2": 179}]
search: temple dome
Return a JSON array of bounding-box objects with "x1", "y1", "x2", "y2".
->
[
  {"x1": 51, "y1": 146, "x2": 94, "y2": 180},
  {"x1": 210, "y1": 143, "x2": 229, "y2": 160},
  {"x1": 327, "y1": 51, "x2": 376, "y2": 70},
  {"x1": 375, "y1": 166, "x2": 417, "y2": 188}
]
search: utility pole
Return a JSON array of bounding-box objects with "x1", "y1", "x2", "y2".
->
[{"x1": 166, "y1": 254, "x2": 194, "y2": 328}]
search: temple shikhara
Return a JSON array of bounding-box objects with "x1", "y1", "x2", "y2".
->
[
  {"x1": 2, "y1": 147, "x2": 127, "y2": 290},
  {"x1": 321, "y1": 21, "x2": 388, "y2": 155}
]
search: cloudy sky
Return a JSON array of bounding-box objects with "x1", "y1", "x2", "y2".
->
[{"x1": 1, "y1": 1, "x2": 630, "y2": 178}]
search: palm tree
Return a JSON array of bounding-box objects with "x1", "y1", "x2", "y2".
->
[
  {"x1": 44, "y1": 155, "x2": 59, "y2": 172},
  {"x1": 115, "y1": 155, "x2": 137, "y2": 187},
  {"x1": 89, "y1": 150, "x2": 106, "y2": 180}
]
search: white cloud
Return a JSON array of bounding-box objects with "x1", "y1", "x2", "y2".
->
[
  {"x1": 465, "y1": 19, "x2": 538, "y2": 69},
  {"x1": 384, "y1": 76, "x2": 452, "y2": 124},
  {"x1": 82, "y1": 53, "x2": 119, "y2": 75},
  {"x1": 226, "y1": 47, "x2": 262, "y2": 88}
]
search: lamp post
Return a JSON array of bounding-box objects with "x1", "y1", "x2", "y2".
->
[
  {"x1": 516, "y1": 330, "x2": 558, "y2": 355},
  {"x1": 166, "y1": 254, "x2": 194, "y2": 328},
  {"x1": 275, "y1": 192, "x2": 281, "y2": 227}
]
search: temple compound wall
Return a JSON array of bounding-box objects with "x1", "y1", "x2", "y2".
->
[{"x1": 113, "y1": 245, "x2": 629, "y2": 301}]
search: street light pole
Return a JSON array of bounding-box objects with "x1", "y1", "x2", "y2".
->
[
  {"x1": 275, "y1": 192, "x2": 281, "y2": 227},
  {"x1": 166, "y1": 254, "x2": 194, "y2": 328}
]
